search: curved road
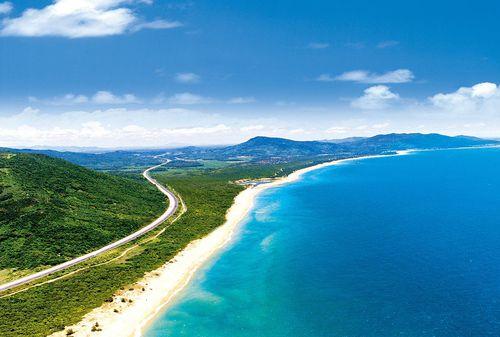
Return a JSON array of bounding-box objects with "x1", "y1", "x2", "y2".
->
[{"x1": 0, "y1": 162, "x2": 178, "y2": 293}]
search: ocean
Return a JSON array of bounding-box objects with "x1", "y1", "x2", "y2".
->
[{"x1": 145, "y1": 147, "x2": 500, "y2": 337}]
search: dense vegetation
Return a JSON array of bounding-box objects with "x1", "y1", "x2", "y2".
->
[
  {"x1": 0, "y1": 153, "x2": 165, "y2": 270},
  {"x1": 0, "y1": 161, "x2": 313, "y2": 337},
  {"x1": 0, "y1": 149, "x2": 164, "y2": 171}
]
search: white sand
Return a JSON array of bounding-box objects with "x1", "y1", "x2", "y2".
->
[{"x1": 49, "y1": 152, "x2": 410, "y2": 337}]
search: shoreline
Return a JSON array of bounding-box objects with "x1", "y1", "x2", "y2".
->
[{"x1": 49, "y1": 151, "x2": 411, "y2": 337}]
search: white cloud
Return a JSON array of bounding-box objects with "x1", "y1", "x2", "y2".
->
[
  {"x1": 63, "y1": 94, "x2": 89, "y2": 104},
  {"x1": 0, "y1": 1, "x2": 12, "y2": 14},
  {"x1": 22, "y1": 106, "x2": 40, "y2": 114},
  {"x1": 0, "y1": 107, "x2": 235, "y2": 147},
  {"x1": 168, "y1": 92, "x2": 211, "y2": 105},
  {"x1": 92, "y1": 91, "x2": 140, "y2": 104},
  {"x1": 307, "y1": 42, "x2": 329, "y2": 49},
  {"x1": 152, "y1": 93, "x2": 253, "y2": 105},
  {"x1": 131, "y1": 19, "x2": 182, "y2": 31},
  {"x1": 122, "y1": 124, "x2": 147, "y2": 134},
  {"x1": 372, "y1": 122, "x2": 390, "y2": 129},
  {"x1": 336, "y1": 69, "x2": 414, "y2": 84},
  {"x1": 430, "y1": 82, "x2": 499, "y2": 113},
  {"x1": 326, "y1": 126, "x2": 349, "y2": 134},
  {"x1": 241, "y1": 124, "x2": 264, "y2": 132},
  {"x1": 315, "y1": 74, "x2": 335, "y2": 82},
  {"x1": 377, "y1": 40, "x2": 399, "y2": 49},
  {"x1": 351, "y1": 85, "x2": 399, "y2": 110},
  {"x1": 161, "y1": 124, "x2": 230, "y2": 136},
  {"x1": 0, "y1": 120, "x2": 228, "y2": 146},
  {"x1": 4, "y1": 81, "x2": 500, "y2": 148},
  {"x1": 80, "y1": 121, "x2": 111, "y2": 137},
  {"x1": 0, "y1": 0, "x2": 181, "y2": 38},
  {"x1": 227, "y1": 97, "x2": 256, "y2": 104},
  {"x1": 0, "y1": 121, "x2": 110, "y2": 143},
  {"x1": 175, "y1": 72, "x2": 200, "y2": 84},
  {"x1": 39, "y1": 93, "x2": 89, "y2": 105},
  {"x1": 29, "y1": 91, "x2": 140, "y2": 105},
  {"x1": 470, "y1": 82, "x2": 498, "y2": 98}
]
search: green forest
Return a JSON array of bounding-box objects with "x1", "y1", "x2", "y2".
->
[{"x1": 0, "y1": 153, "x2": 165, "y2": 270}]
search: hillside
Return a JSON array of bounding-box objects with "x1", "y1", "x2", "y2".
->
[
  {"x1": 0, "y1": 153, "x2": 165, "y2": 270},
  {"x1": 0, "y1": 148, "x2": 164, "y2": 171}
]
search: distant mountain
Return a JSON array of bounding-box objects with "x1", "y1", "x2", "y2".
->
[
  {"x1": 346, "y1": 133, "x2": 496, "y2": 152},
  {"x1": 2, "y1": 133, "x2": 497, "y2": 170},
  {"x1": 0, "y1": 153, "x2": 164, "y2": 269},
  {"x1": 213, "y1": 133, "x2": 497, "y2": 160},
  {"x1": 322, "y1": 137, "x2": 367, "y2": 144},
  {"x1": 215, "y1": 136, "x2": 340, "y2": 159},
  {"x1": 26, "y1": 145, "x2": 111, "y2": 153}
]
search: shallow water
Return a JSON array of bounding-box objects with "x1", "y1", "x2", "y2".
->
[{"x1": 145, "y1": 148, "x2": 500, "y2": 337}]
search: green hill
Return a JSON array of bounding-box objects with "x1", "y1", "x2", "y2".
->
[{"x1": 0, "y1": 153, "x2": 165, "y2": 270}]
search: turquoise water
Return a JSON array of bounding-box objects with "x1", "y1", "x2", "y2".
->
[{"x1": 145, "y1": 148, "x2": 500, "y2": 337}]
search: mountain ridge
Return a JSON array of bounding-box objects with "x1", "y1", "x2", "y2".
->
[{"x1": 1, "y1": 133, "x2": 497, "y2": 170}]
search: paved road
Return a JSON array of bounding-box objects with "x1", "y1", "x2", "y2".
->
[{"x1": 0, "y1": 163, "x2": 178, "y2": 293}]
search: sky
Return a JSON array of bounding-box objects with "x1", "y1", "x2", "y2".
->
[{"x1": 0, "y1": 0, "x2": 499, "y2": 148}]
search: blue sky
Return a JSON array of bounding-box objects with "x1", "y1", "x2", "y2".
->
[{"x1": 0, "y1": 0, "x2": 499, "y2": 148}]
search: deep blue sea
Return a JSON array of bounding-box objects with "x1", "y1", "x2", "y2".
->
[{"x1": 145, "y1": 148, "x2": 500, "y2": 337}]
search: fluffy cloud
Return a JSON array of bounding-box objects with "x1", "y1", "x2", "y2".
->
[
  {"x1": 372, "y1": 122, "x2": 390, "y2": 129},
  {"x1": 175, "y1": 73, "x2": 201, "y2": 84},
  {"x1": 29, "y1": 94, "x2": 89, "y2": 105},
  {"x1": 32, "y1": 91, "x2": 255, "y2": 106},
  {"x1": 227, "y1": 97, "x2": 256, "y2": 104},
  {"x1": 0, "y1": 1, "x2": 12, "y2": 14},
  {"x1": 92, "y1": 91, "x2": 140, "y2": 104},
  {"x1": 168, "y1": 93, "x2": 212, "y2": 105},
  {"x1": 0, "y1": 122, "x2": 230, "y2": 147},
  {"x1": 430, "y1": 82, "x2": 499, "y2": 113},
  {"x1": 325, "y1": 126, "x2": 349, "y2": 134},
  {"x1": 336, "y1": 69, "x2": 414, "y2": 84},
  {"x1": 1, "y1": 106, "x2": 366, "y2": 148},
  {"x1": 0, "y1": 0, "x2": 181, "y2": 38},
  {"x1": 0, "y1": 107, "x2": 233, "y2": 147},
  {"x1": 4, "y1": 81, "x2": 500, "y2": 148},
  {"x1": 315, "y1": 74, "x2": 335, "y2": 82},
  {"x1": 351, "y1": 85, "x2": 399, "y2": 110},
  {"x1": 31, "y1": 91, "x2": 140, "y2": 105},
  {"x1": 160, "y1": 124, "x2": 230, "y2": 136},
  {"x1": 240, "y1": 125, "x2": 264, "y2": 132}
]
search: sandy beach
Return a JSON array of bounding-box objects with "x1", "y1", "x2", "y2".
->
[{"x1": 49, "y1": 152, "x2": 410, "y2": 337}]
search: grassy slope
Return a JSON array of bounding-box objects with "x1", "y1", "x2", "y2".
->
[
  {"x1": 0, "y1": 161, "x2": 312, "y2": 337},
  {"x1": 0, "y1": 153, "x2": 165, "y2": 270}
]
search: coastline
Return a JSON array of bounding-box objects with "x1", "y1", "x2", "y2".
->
[{"x1": 49, "y1": 151, "x2": 411, "y2": 337}]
